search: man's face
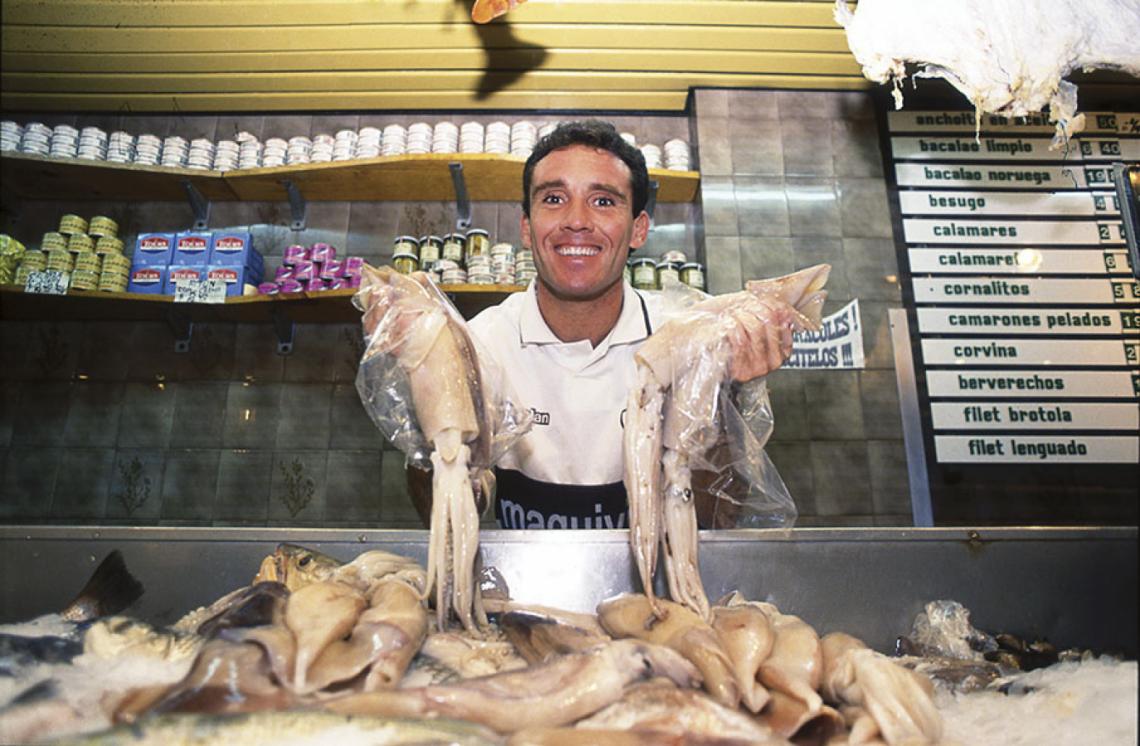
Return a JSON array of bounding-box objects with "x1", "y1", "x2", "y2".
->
[{"x1": 521, "y1": 144, "x2": 649, "y2": 303}]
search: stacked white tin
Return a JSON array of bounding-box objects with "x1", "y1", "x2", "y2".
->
[
  {"x1": 133, "y1": 133, "x2": 162, "y2": 165},
  {"x1": 432, "y1": 122, "x2": 458, "y2": 153},
  {"x1": 236, "y1": 132, "x2": 262, "y2": 168},
  {"x1": 381, "y1": 124, "x2": 407, "y2": 156},
  {"x1": 77, "y1": 127, "x2": 108, "y2": 160},
  {"x1": 309, "y1": 134, "x2": 334, "y2": 162},
  {"x1": 213, "y1": 139, "x2": 239, "y2": 171},
  {"x1": 286, "y1": 136, "x2": 312, "y2": 164},
  {"x1": 663, "y1": 138, "x2": 692, "y2": 170},
  {"x1": 459, "y1": 122, "x2": 484, "y2": 154},
  {"x1": 333, "y1": 129, "x2": 357, "y2": 161},
  {"x1": 160, "y1": 136, "x2": 188, "y2": 168},
  {"x1": 186, "y1": 138, "x2": 216, "y2": 170},
  {"x1": 356, "y1": 127, "x2": 381, "y2": 158},
  {"x1": 106, "y1": 131, "x2": 135, "y2": 163},
  {"x1": 261, "y1": 138, "x2": 287, "y2": 167},
  {"x1": 49, "y1": 125, "x2": 79, "y2": 159},
  {"x1": 1, "y1": 121, "x2": 22, "y2": 152},
  {"x1": 510, "y1": 120, "x2": 537, "y2": 158},
  {"x1": 405, "y1": 122, "x2": 432, "y2": 154},
  {"x1": 484, "y1": 121, "x2": 511, "y2": 154}
]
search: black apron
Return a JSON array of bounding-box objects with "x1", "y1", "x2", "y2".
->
[{"x1": 493, "y1": 291, "x2": 654, "y2": 530}]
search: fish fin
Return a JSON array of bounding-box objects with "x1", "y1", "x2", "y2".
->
[{"x1": 60, "y1": 550, "x2": 144, "y2": 622}]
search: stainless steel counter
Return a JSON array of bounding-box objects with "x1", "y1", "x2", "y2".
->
[{"x1": 1, "y1": 526, "x2": 1135, "y2": 657}]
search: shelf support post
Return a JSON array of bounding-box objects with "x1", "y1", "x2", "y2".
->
[
  {"x1": 283, "y1": 180, "x2": 307, "y2": 231},
  {"x1": 181, "y1": 180, "x2": 211, "y2": 231},
  {"x1": 645, "y1": 179, "x2": 659, "y2": 221},
  {"x1": 448, "y1": 162, "x2": 472, "y2": 232},
  {"x1": 166, "y1": 307, "x2": 193, "y2": 353},
  {"x1": 271, "y1": 306, "x2": 295, "y2": 355}
]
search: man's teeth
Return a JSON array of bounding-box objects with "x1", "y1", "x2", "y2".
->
[{"x1": 555, "y1": 246, "x2": 601, "y2": 256}]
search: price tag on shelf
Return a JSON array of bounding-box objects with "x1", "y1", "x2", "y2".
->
[
  {"x1": 173, "y1": 279, "x2": 227, "y2": 304},
  {"x1": 24, "y1": 270, "x2": 69, "y2": 295}
]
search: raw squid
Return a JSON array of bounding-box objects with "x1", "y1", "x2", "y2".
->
[
  {"x1": 820, "y1": 632, "x2": 942, "y2": 745},
  {"x1": 597, "y1": 593, "x2": 738, "y2": 709},
  {"x1": 357, "y1": 265, "x2": 495, "y2": 633},
  {"x1": 624, "y1": 265, "x2": 830, "y2": 619},
  {"x1": 323, "y1": 639, "x2": 701, "y2": 733},
  {"x1": 709, "y1": 602, "x2": 774, "y2": 713}
]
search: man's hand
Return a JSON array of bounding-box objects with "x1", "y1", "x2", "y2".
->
[{"x1": 727, "y1": 297, "x2": 801, "y2": 384}]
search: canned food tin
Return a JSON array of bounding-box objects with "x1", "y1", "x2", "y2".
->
[
  {"x1": 283, "y1": 244, "x2": 310, "y2": 265},
  {"x1": 440, "y1": 268, "x2": 467, "y2": 285},
  {"x1": 392, "y1": 252, "x2": 418, "y2": 275},
  {"x1": 629, "y1": 257, "x2": 656, "y2": 290},
  {"x1": 20, "y1": 250, "x2": 47, "y2": 270},
  {"x1": 661, "y1": 250, "x2": 687, "y2": 264},
  {"x1": 680, "y1": 262, "x2": 705, "y2": 290},
  {"x1": 95, "y1": 236, "x2": 124, "y2": 255},
  {"x1": 46, "y1": 249, "x2": 75, "y2": 272},
  {"x1": 101, "y1": 253, "x2": 131, "y2": 274},
  {"x1": 70, "y1": 268, "x2": 99, "y2": 290},
  {"x1": 656, "y1": 260, "x2": 682, "y2": 288},
  {"x1": 74, "y1": 253, "x2": 102, "y2": 273},
  {"x1": 442, "y1": 233, "x2": 465, "y2": 263},
  {"x1": 58, "y1": 214, "x2": 88, "y2": 235},
  {"x1": 319, "y1": 259, "x2": 344, "y2": 280},
  {"x1": 41, "y1": 232, "x2": 68, "y2": 251},
  {"x1": 393, "y1": 235, "x2": 419, "y2": 260},
  {"x1": 97, "y1": 273, "x2": 129, "y2": 292},
  {"x1": 310, "y1": 243, "x2": 336, "y2": 263},
  {"x1": 67, "y1": 233, "x2": 94, "y2": 253},
  {"x1": 88, "y1": 215, "x2": 119, "y2": 238},
  {"x1": 464, "y1": 229, "x2": 490, "y2": 264},
  {"x1": 491, "y1": 242, "x2": 514, "y2": 258}
]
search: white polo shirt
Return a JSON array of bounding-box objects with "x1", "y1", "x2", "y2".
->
[{"x1": 467, "y1": 281, "x2": 665, "y2": 529}]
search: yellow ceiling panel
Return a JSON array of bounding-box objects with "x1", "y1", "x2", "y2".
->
[{"x1": 0, "y1": 0, "x2": 865, "y2": 112}]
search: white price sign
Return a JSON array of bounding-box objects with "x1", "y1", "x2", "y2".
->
[
  {"x1": 934, "y1": 435, "x2": 1139, "y2": 464},
  {"x1": 921, "y1": 339, "x2": 1137, "y2": 367},
  {"x1": 173, "y1": 279, "x2": 227, "y2": 304},
  {"x1": 931, "y1": 402, "x2": 1140, "y2": 431},
  {"x1": 916, "y1": 308, "x2": 1140, "y2": 336},
  {"x1": 926, "y1": 370, "x2": 1140, "y2": 399},
  {"x1": 898, "y1": 190, "x2": 1117, "y2": 217},
  {"x1": 903, "y1": 218, "x2": 1123, "y2": 245},
  {"x1": 912, "y1": 277, "x2": 1136, "y2": 305},
  {"x1": 894, "y1": 163, "x2": 1101, "y2": 190},
  {"x1": 908, "y1": 248, "x2": 1131, "y2": 275},
  {"x1": 24, "y1": 270, "x2": 69, "y2": 295}
]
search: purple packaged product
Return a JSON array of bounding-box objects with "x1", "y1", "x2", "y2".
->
[
  {"x1": 305, "y1": 278, "x2": 327, "y2": 292},
  {"x1": 278, "y1": 279, "x2": 304, "y2": 293},
  {"x1": 342, "y1": 256, "x2": 364, "y2": 276},
  {"x1": 258, "y1": 282, "x2": 279, "y2": 295},
  {"x1": 164, "y1": 265, "x2": 206, "y2": 294},
  {"x1": 310, "y1": 243, "x2": 337, "y2": 263},
  {"x1": 342, "y1": 274, "x2": 362, "y2": 288},
  {"x1": 127, "y1": 266, "x2": 166, "y2": 294},
  {"x1": 133, "y1": 233, "x2": 175, "y2": 267},
  {"x1": 283, "y1": 244, "x2": 309, "y2": 265},
  {"x1": 274, "y1": 265, "x2": 294, "y2": 282},
  {"x1": 206, "y1": 264, "x2": 262, "y2": 297},
  {"x1": 326, "y1": 278, "x2": 345, "y2": 291},
  {"x1": 319, "y1": 259, "x2": 343, "y2": 279},
  {"x1": 172, "y1": 231, "x2": 212, "y2": 266},
  {"x1": 291, "y1": 260, "x2": 317, "y2": 282}
]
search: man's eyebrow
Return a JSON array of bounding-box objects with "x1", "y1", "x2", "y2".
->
[{"x1": 531, "y1": 179, "x2": 629, "y2": 203}]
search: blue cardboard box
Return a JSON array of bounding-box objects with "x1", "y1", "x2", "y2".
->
[
  {"x1": 133, "y1": 233, "x2": 175, "y2": 267},
  {"x1": 206, "y1": 263, "x2": 264, "y2": 297},
  {"x1": 164, "y1": 265, "x2": 206, "y2": 294},
  {"x1": 209, "y1": 231, "x2": 263, "y2": 271},
  {"x1": 127, "y1": 266, "x2": 166, "y2": 294},
  {"x1": 173, "y1": 231, "x2": 212, "y2": 266}
]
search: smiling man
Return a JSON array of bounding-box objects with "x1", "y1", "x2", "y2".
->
[{"x1": 466, "y1": 121, "x2": 667, "y2": 529}]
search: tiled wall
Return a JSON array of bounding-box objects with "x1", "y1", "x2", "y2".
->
[
  {"x1": 0, "y1": 111, "x2": 697, "y2": 527},
  {"x1": 691, "y1": 88, "x2": 911, "y2": 527}
]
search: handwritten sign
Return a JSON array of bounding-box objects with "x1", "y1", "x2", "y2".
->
[
  {"x1": 173, "y1": 279, "x2": 227, "y2": 304},
  {"x1": 784, "y1": 300, "x2": 864, "y2": 369}
]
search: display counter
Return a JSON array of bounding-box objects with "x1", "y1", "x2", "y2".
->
[{"x1": 1, "y1": 526, "x2": 1135, "y2": 657}]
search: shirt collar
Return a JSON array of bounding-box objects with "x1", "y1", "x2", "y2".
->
[{"x1": 518, "y1": 281, "x2": 651, "y2": 349}]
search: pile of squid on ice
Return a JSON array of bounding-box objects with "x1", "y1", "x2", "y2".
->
[{"x1": 2, "y1": 546, "x2": 1133, "y2": 746}]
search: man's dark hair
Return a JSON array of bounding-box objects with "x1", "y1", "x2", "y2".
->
[{"x1": 522, "y1": 119, "x2": 649, "y2": 218}]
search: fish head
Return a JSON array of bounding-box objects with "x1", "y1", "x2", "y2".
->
[{"x1": 253, "y1": 544, "x2": 341, "y2": 592}]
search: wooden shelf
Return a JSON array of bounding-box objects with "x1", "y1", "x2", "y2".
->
[
  {"x1": 0, "y1": 152, "x2": 700, "y2": 203},
  {"x1": 0, "y1": 283, "x2": 522, "y2": 324}
]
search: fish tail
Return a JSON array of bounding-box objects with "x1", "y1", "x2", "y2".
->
[{"x1": 60, "y1": 550, "x2": 144, "y2": 622}]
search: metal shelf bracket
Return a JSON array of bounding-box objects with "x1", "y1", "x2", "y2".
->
[
  {"x1": 166, "y1": 307, "x2": 193, "y2": 353},
  {"x1": 181, "y1": 180, "x2": 211, "y2": 231},
  {"x1": 271, "y1": 306, "x2": 295, "y2": 355},
  {"x1": 283, "y1": 180, "x2": 307, "y2": 231},
  {"x1": 448, "y1": 162, "x2": 472, "y2": 232}
]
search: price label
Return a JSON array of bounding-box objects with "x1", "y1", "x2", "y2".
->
[
  {"x1": 24, "y1": 270, "x2": 69, "y2": 295},
  {"x1": 173, "y1": 279, "x2": 227, "y2": 304}
]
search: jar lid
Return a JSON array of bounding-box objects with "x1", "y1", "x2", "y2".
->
[
  {"x1": 680, "y1": 262, "x2": 702, "y2": 270},
  {"x1": 423, "y1": 235, "x2": 444, "y2": 243},
  {"x1": 392, "y1": 251, "x2": 419, "y2": 260},
  {"x1": 629, "y1": 257, "x2": 655, "y2": 267},
  {"x1": 656, "y1": 260, "x2": 683, "y2": 269},
  {"x1": 465, "y1": 228, "x2": 490, "y2": 237},
  {"x1": 394, "y1": 235, "x2": 420, "y2": 244},
  {"x1": 444, "y1": 233, "x2": 466, "y2": 242}
]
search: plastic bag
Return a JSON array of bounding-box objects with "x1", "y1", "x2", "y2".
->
[
  {"x1": 647, "y1": 265, "x2": 830, "y2": 529},
  {"x1": 352, "y1": 265, "x2": 533, "y2": 476}
]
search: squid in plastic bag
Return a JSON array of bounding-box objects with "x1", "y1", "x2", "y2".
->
[
  {"x1": 353, "y1": 265, "x2": 532, "y2": 633},
  {"x1": 623, "y1": 264, "x2": 831, "y2": 620}
]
